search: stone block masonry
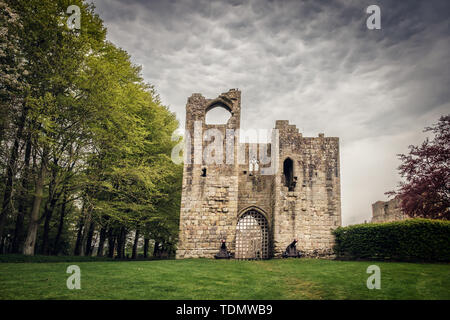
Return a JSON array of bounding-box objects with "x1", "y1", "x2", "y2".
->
[
  {"x1": 371, "y1": 196, "x2": 409, "y2": 223},
  {"x1": 176, "y1": 89, "x2": 341, "y2": 259}
]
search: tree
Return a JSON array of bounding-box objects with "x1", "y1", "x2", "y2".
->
[
  {"x1": 0, "y1": 0, "x2": 182, "y2": 257},
  {"x1": 78, "y1": 43, "x2": 182, "y2": 259},
  {"x1": 387, "y1": 115, "x2": 450, "y2": 220},
  {"x1": 0, "y1": 0, "x2": 28, "y2": 249},
  {"x1": 1, "y1": 0, "x2": 106, "y2": 255}
]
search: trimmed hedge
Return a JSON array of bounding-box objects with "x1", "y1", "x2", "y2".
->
[{"x1": 333, "y1": 218, "x2": 450, "y2": 262}]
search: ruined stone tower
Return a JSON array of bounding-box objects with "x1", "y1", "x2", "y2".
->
[
  {"x1": 176, "y1": 89, "x2": 341, "y2": 259},
  {"x1": 371, "y1": 196, "x2": 408, "y2": 223}
]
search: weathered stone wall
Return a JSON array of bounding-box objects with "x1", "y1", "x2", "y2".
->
[
  {"x1": 371, "y1": 197, "x2": 408, "y2": 223},
  {"x1": 236, "y1": 143, "x2": 275, "y2": 256},
  {"x1": 273, "y1": 121, "x2": 341, "y2": 257},
  {"x1": 176, "y1": 89, "x2": 241, "y2": 259},
  {"x1": 176, "y1": 89, "x2": 342, "y2": 259},
  {"x1": 237, "y1": 143, "x2": 274, "y2": 214}
]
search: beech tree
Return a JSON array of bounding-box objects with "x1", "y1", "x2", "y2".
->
[
  {"x1": 0, "y1": 0, "x2": 182, "y2": 257},
  {"x1": 0, "y1": 0, "x2": 28, "y2": 247},
  {"x1": 388, "y1": 115, "x2": 450, "y2": 220}
]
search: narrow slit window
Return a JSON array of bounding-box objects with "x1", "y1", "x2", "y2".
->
[{"x1": 283, "y1": 158, "x2": 294, "y2": 190}]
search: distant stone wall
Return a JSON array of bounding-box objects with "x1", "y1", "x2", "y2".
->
[{"x1": 371, "y1": 197, "x2": 409, "y2": 223}]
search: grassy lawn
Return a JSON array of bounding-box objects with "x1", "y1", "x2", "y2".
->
[{"x1": 0, "y1": 258, "x2": 449, "y2": 300}]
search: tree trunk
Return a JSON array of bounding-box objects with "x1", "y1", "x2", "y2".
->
[
  {"x1": 0, "y1": 105, "x2": 28, "y2": 240},
  {"x1": 116, "y1": 227, "x2": 123, "y2": 259},
  {"x1": 122, "y1": 228, "x2": 127, "y2": 258},
  {"x1": 40, "y1": 203, "x2": 52, "y2": 255},
  {"x1": 153, "y1": 241, "x2": 160, "y2": 258},
  {"x1": 11, "y1": 134, "x2": 32, "y2": 253},
  {"x1": 73, "y1": 202, "x2": 86, "y2": 256},
  {"x1": 52, "y1": 186, "x2": 68, "y2": 255},
  {"x1": 132, "y1": 227, "x2": 140, "y2": 259},
  {"x1": 22, "y1": 151, "x2": 47, "y2": 256},
  {"x1": 143, "y1": 238, "x2": 149, "y2": 258},
  {"x1": 116, "y1": 226, "x2": 127, "y2": 259},
  {"x1": 0, "y1": 236, "x2": 6, "y2": 254},
  {"x1": 84, "y1": 220, "x2": 95, "y2": 256},
  {"x1": 80, "y1": 210, "x2": 92, "y2": 256},
  {"x1": 41, "y1": 176, "x2": 59, "y2": 255},
  {"x1": 97, "y1": 225, "x2": 107, "y2": 257},
  {"x1": 107, "y1": 227, "x2": 115, "y2": 258}
]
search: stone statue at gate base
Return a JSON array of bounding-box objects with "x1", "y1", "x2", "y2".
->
[
  {"x1": 214, "y1": 239, "x2": 232, "y2": 259},
  {"x1": 282, "y1": 239, "x2": 302, "y2": 258}
]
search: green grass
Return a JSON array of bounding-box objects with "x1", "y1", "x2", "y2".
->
[{"x1": 0, "y1": 258, "x2": 449, "y2": 299}]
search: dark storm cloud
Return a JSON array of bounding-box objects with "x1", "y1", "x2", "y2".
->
[{"x1": 91, "y1": 0, "x2": 449, "y2": 224}]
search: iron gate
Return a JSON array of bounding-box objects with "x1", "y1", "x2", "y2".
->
[{"x1": 235, "y1": 210, "x2": 269, "y2": 259}]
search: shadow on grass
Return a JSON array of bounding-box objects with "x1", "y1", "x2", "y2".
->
[{"x1": 0, "y1": 254, "x2": 175, "y2": 263}]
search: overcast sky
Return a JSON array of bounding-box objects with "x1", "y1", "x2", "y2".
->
[{"x1": 90, "y1": 0, "x2": 449, "y2": 225}]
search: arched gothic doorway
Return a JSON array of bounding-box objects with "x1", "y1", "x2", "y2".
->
[{"x1": 235, "y1": 210, "x2": 269, "y2": 259}]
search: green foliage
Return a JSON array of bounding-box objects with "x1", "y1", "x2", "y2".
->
[
  {"x1": 78, "y1": 41, "x2": 182, "y2": 243},
  {"x1": 333, "y1": 219, "x2": 450, "y2": 262},
  {"x1": 0, "y1": 0, "x2": 182, "y2": 256}
]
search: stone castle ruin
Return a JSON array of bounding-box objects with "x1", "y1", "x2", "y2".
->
[
  {"x1": 371, "y1": 196, "x2": 408, "y2": 223},
  {"x1": 176, "y1": 89, "x2": 341, "y2": 259}
]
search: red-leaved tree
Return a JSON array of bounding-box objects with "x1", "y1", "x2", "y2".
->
[{"x1": 387, "y1": 115, "x2": 450, "y2": 220}]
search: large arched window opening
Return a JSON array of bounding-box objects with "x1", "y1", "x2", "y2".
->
[{"x1": 205, "y1": 105, "x2": 232, "y2": 124}]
